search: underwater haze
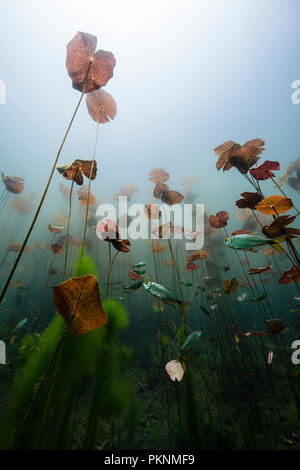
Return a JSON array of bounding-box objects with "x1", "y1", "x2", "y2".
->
[{"x1": 0, "y1": 0, "x2": 300, "y2": 451}]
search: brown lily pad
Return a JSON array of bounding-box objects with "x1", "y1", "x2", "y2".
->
[
  {"x1": 86, "y1": 88, "x2": 117, "y2": 123},
  {"x1": 255, "y1": 195, "x2": 293, "y2": 216},
  {"x1": 66, "y1": 32, "x2": 116, "y2": 93},
  {"x1": 52, "y1": 274, "x2": 107, "y2": 334},
  {"x1": 56, "y1": 160, "x2": 97, "y2": 186}
]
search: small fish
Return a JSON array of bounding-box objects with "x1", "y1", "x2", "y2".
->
[
  {"x1": 122, "y1": 281, "x2": 143, "y2": 291},
  {"x1": 225, "y1": 234, "x2": 288, "y2": 254},
  {"x1": 237, "y1": 293, "x2": 247, "y2": 302},
  {"x1": 143, "y1": 281, "x2": 190, "y2": 314},
  {"x1": 132, "y1": 261, "x2": 146, "y2": 268},
  {"x1": 118, "y1": 296, "x2": 125, "y2": 302},
  {"x1": 268, "y1": 351, "x2": 274, "y2": 365},
  {"x1": 133, "y1": 268, "x2": 146, "y2": 275},
  {"x1": 12, "y1": 318, "x2": 28, "y2": 334},
  {"x1": 249, "y1": 293, "x2": 268, "y2": 303},
  {"x1": 197, "y1": 285, "x2": 205, "y2": 292},
  {"x1": 224, "y1": 266, "x2": 230, "y2": 272},
  {"x1": 180, "y1": 280, "x2": 193, "y2": 287},
  {"x1": 199, "y1": 305, "x2": 211, "y2": 318},
  {"x1": 180, "y1": 330, "x2": 202, "y2": 351}
]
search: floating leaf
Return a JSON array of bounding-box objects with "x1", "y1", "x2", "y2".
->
[
  {"x1": 149, "y1": 168, "x2": 169, "y2": 184},
  {"x1": 279, "y1": 265, "x2": 300, "y2": 284},
  {"x1": 287, "y1": 159, "x2": 300, "y2": 190},
  {"x1": 165, "y1": 360, "x2": 184, "y2": 382},
  {"x1": 11, "y1": 196, "x2": 33, "y2": 214},
  {"x1": 153, "y1": 183, "x2": 169, "y2": 199},
  {"x1": 165, "y1": 258, "x2": 176, "y2": 267},
  {"x1": 161, "y1": 190, "x2": 184, "y2": 205},
  {"x1": 1, "y1": 172, "x2": 24, "y2": 194},
  {"x1": 248, "y1": 266, "x2": 272, "y2": 275},
  {"x1": 263, "y1": 248, "x2": 275, "y2": 257},
  {"x1": 50, "y1": 243, "x2": 64, "y2": 254},
  {"x1": 66, "y1": 31, "x2": 116, "y2": 93},
  {"x1": 52, "y1": 274, "x2": 107, "y2": 334},
  {"x1": 209, "y1": 211, "x2": 229, "y2": 229},
  {"x1": 151, "y1": 242, "x2": 166, "y2": 254},
  {"x1": 56, "y1": 159, "x2": 97, "y2": 186},
  {"x1": 262, "y1": 215, "x2": 299, "y2": 239},
  {"x1": 59, "y1": 184, "x2": 74, "y2": 197},
  {"x1": 186, "y1": 250, "x2": 208, "y2": 262},
  {"x1": 214, "y1": 138, "x2": 264, "y2": 173},
  {"x1": 128, "y1": 270, "x2": 141, "y2": 281},
  {"x1": 35, "y1": 241, "x2": 46, "y2": 250},
  {"x1": 152, "y1": 181, "x2": 184, "y2": 205},
  {"x1": 48, "y1": 224, "x2": 64, "y2": 233},
  {"x1": 86, "y1": 88, "x2": 117, "y2": 123},
  {"x1": 255, "y1": 195, "x2": 293, "y2": 216},
  {"x1": 96, "y1": 219, "x2": 131, "y2": 253},
  {"x1": 232, "y1": 230, "x2": 250, "y2": 236},
  {"x1": 7, "y1": 243, "x2": 30, "y2": 253},
  {"x1": 265, "y1": 319, "x2": 287, "y2": 337},
  {"x1": 235, "y1": 192, "x2": 263, "y2": 209},
  {"x1": 186, "y1": 261, "x2": 199, "y2": 272},
  {"x1": 250, "y1": 160, "x2": 280, "y2": 180},
  {"x1": 77, "y1": 187, "x2": 97, "y2": 207}
]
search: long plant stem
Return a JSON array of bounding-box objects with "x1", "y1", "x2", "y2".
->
[
  {"x1": 81, "y1": 122, "x2": 100, "y2": 260},
  {"x1": 62, "y1": 174, "x2": 77, "y2": 282},
  {"x1": 0, "y1": 68, "x2": 91, "y2": 303}
]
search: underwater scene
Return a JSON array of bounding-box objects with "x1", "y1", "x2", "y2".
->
[{"x1": 1, "y1": 0, "x2": 300, "y2": 452}]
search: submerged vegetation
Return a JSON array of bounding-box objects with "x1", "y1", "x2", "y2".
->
[{"x1": 0, "y1": 30, "x2": 300, "y2": 451}]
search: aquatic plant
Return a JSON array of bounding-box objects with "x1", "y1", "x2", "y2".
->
[{"x1": 0, "y1": 31, "x2": 116, "y2": 303}]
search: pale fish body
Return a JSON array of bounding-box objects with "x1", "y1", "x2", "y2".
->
[
  {"x1": 225, "y1": 234, "x2": 285, "y2": 253},
  {"x1": 143, "y1": 281, "x2": 190, "y2": 314}
]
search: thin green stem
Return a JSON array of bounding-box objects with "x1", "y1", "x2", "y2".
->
[{"x1": 0, "y1": 63, "x2": 92, "y2": 303}]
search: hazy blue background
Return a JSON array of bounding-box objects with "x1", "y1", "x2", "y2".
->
[{"x1": 1, "y1": 0, "x2": 300, "y2": 219}]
